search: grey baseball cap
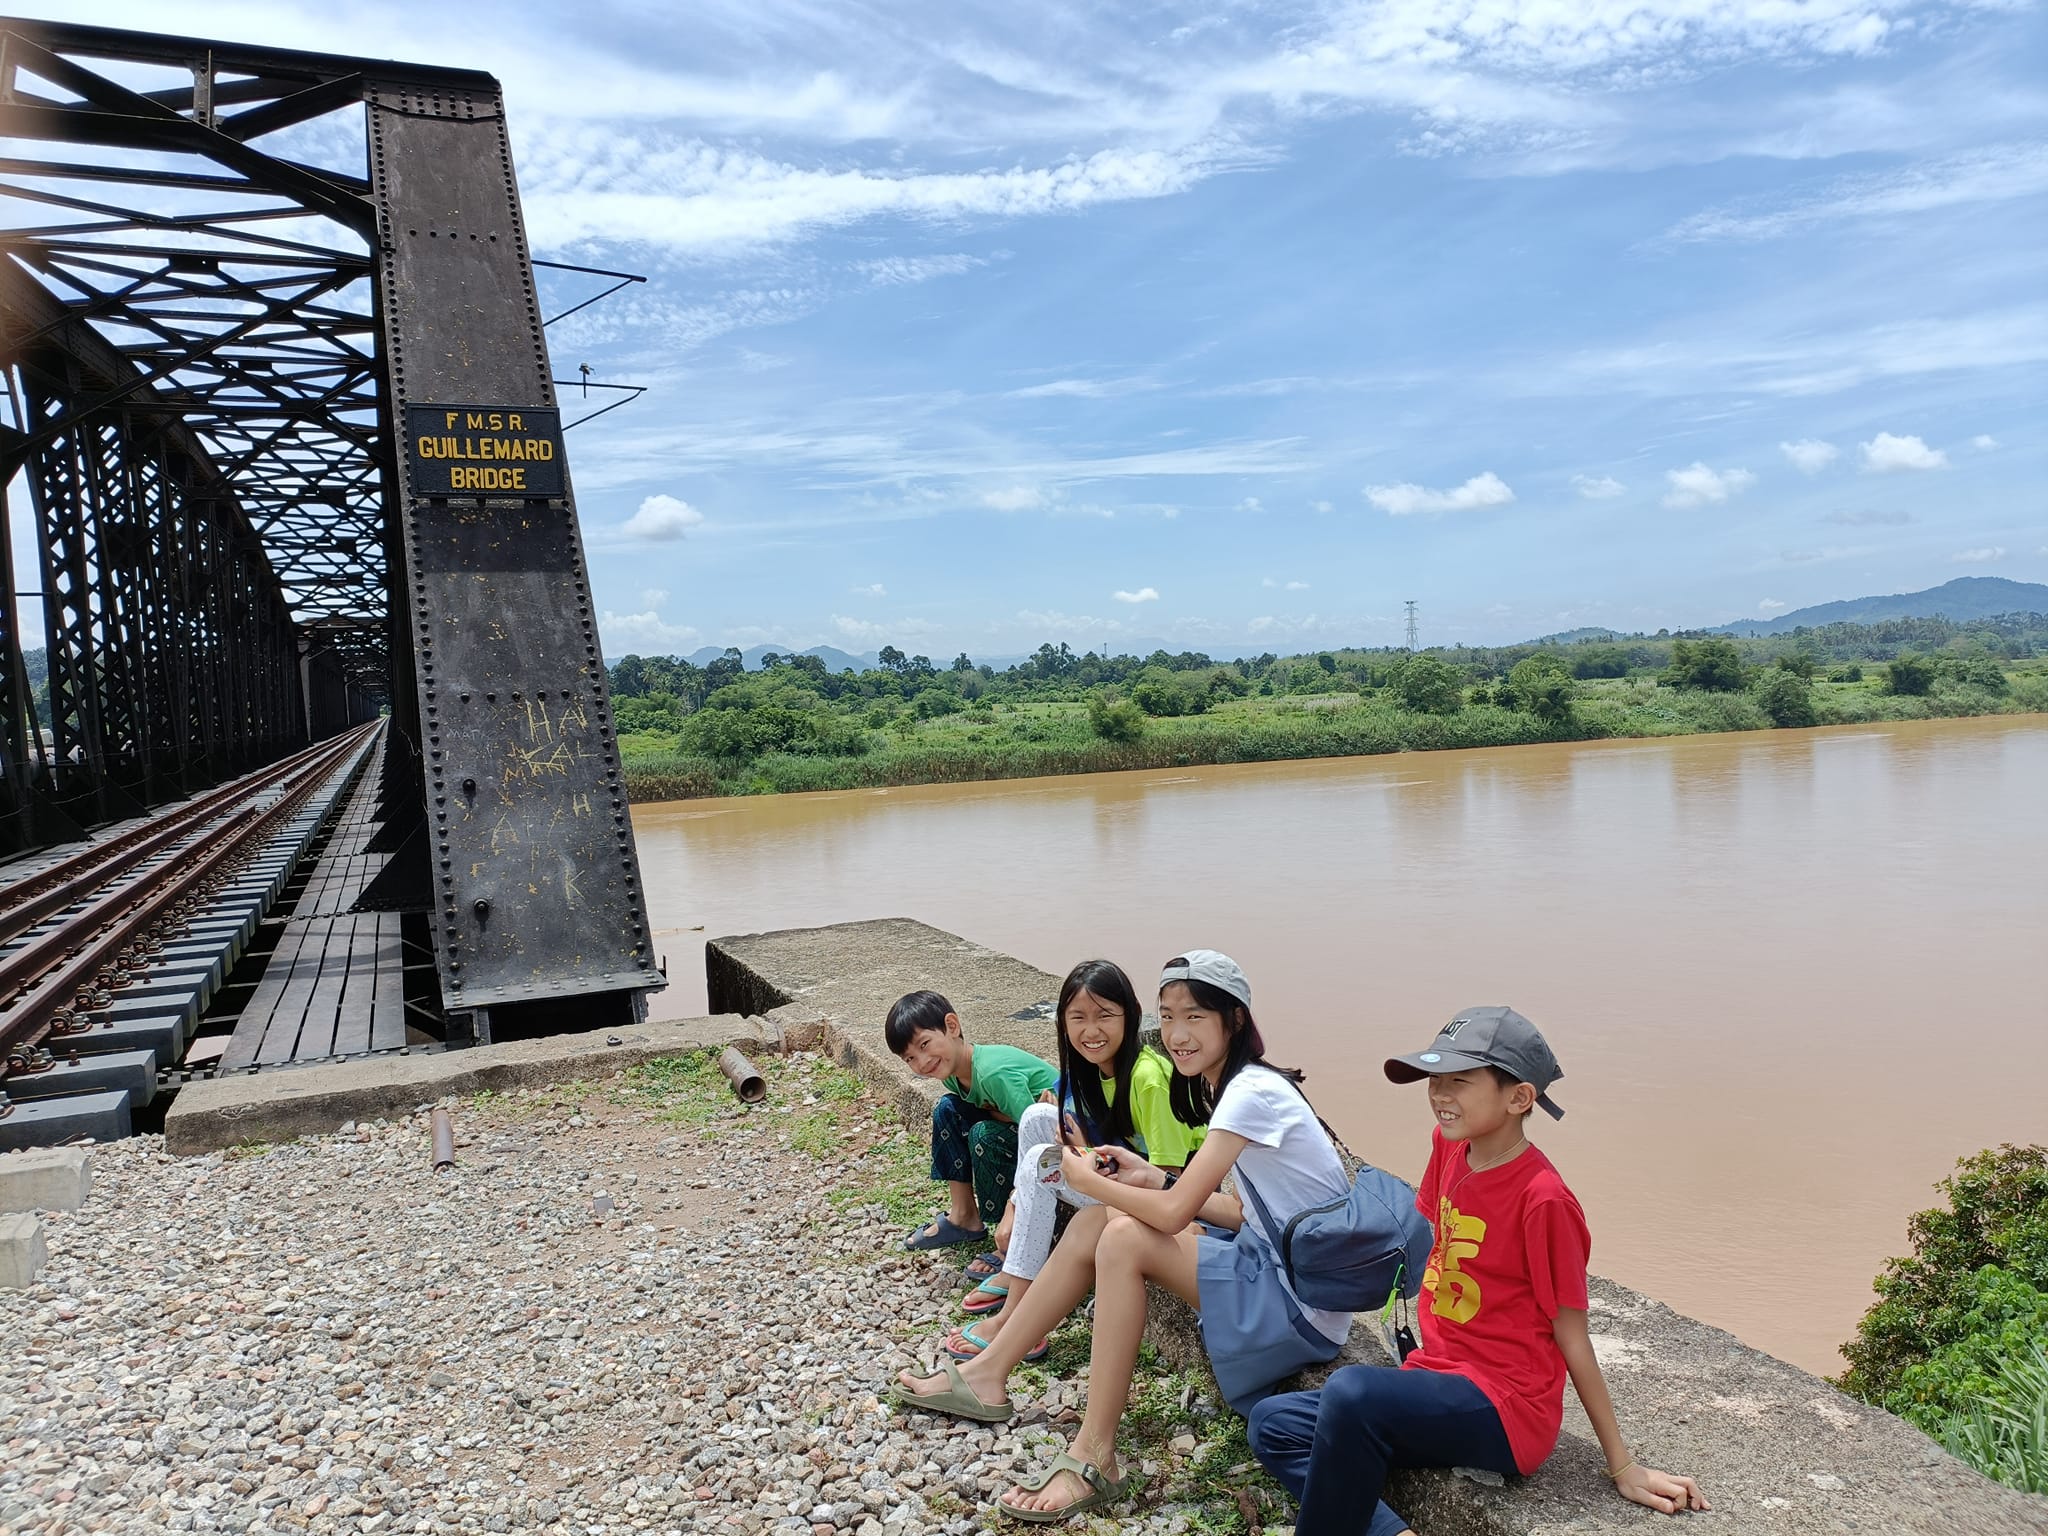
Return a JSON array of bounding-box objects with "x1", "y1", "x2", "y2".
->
[
  {"x1": 1384, "y1": 1006, "x2": 1565, "y2": 1120},
  {"x1": 1160, "y1": 950, "x2": 1252, "y2": 1010}
]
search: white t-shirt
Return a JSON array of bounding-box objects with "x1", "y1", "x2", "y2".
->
[{"x1": 1210, "y1": 1063, "x2": 1354, "y2": 1344}]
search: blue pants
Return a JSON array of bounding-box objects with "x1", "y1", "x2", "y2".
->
[
  {"x1": 929, "y1": 1094, "x2": 1018, "y2": 1230},
  {"x1": 1248, "y1": 1365, "x2": 1517, "y2": 1536}
]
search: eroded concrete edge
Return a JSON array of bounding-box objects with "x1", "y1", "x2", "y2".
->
[
  {"x1": 163, "y1": 1015, "x2": 768, "y2": 1156},
  {"x1": 707, "y1": 919, "x2": 2048, "y2": 1536}
]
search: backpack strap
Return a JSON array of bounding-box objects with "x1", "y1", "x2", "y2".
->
[{"x1": 1232, "y1": 1162, "x2": 1287, "y2": 1255}]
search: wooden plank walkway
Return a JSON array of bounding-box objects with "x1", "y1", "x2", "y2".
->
[{"x1": 218, "y1": 737, "x2": 409, "y2": 1070}]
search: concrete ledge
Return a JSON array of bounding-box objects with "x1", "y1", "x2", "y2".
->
[
  {"x1": 708, "y1": 919, "x2": 2048, "y2": 1536},
  {"x1": 708, "y1": 917, "x2": 1057, "y2": 1132},
  {"x1": 0, "y1": 1146, "x2": 93, "y2": 1212},
  {"x1": 0, "y1": 1212, "x2": 47, "y2": 1289},
  {"x1": 162, "y1": 1014, "x2": 769, "y2": 1156}
]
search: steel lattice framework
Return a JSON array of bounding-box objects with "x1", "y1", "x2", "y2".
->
[{"x1": 0, "y1": 19, "x2": 661, "y2": 1033}]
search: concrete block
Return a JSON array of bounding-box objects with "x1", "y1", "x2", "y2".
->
[
  {"x1": 0, "y1": 1090, "x2": 130, "y2": 1153},
  {"x1": 164, "y1": 1014, "x2": 767, "y2": 1155},
  {"x1": 5, "y1": 1051, "x2": 156, "y2": 1108},
  {"x1": 61, "y1": 1006, "x2": 185, "y2": 1067},
  {"x1": 0, "y1": 1146, "x2": 93, "y2": 1211},
  {"x1": 0, "y1": 1213, "x2": 47, "y2": 1288}
]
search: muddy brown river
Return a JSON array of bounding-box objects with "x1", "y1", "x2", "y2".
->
[{"x1": 633, "y1": 715, "x2": 2048, "y2": 1375}]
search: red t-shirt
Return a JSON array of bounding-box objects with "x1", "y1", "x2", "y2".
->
[{"x1": 1403, "y1": 1127, "x2": 1591, "y2": 1475}]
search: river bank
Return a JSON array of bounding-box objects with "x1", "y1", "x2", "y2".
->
[
  {"x1": 1, "y1": 1052, "x2": 1270, "y2": 1536},
  {"x1": 619, "y1": 675, "x2": 2047, "y2": 802},
  {"x1": 631, "y1": 716, "x2": 2048, "y2": 1377}
]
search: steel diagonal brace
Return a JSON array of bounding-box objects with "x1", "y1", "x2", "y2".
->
[{"x1": 0, "y1": 31, "x2": 373, "y2": 234}]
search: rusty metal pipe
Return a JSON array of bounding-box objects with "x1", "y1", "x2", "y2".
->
[
  {"x1": 431, "y1": 1106, "x2": 454, "y2": 1171},
  {"x1": 717, "y1": 1046, "x2": 767, "y2": 1104}
]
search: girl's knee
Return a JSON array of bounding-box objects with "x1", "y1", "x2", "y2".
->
[{"x1": 1017, "y1": 1102, "x2": 1058, "y2": 1142}]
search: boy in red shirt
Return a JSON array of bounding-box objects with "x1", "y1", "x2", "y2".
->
[{"x1": 1247, "y1": 1007, "x2": 1708, "y2": 1536}]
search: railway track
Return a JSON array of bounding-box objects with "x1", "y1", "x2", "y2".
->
[{"x1": 0, "y1": 722, "x2": 384, "y2": 1147}]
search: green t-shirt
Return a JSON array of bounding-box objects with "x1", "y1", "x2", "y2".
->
[
  {"x1": 945, "y1": 1042, "x2": 1059, "y2": 1124},
  {"x1": 1121, "y1": 1047, "x2": 1206, "y2": 1170}
]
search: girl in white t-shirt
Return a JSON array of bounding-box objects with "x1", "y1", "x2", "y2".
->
[{"x1": 891, "y1": 949, "x2": 1351, "y2": 1525}]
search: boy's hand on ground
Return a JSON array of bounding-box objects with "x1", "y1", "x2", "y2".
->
[{"x1": 1615, "y1": 1464, "x2": 1708, "y2": 1515}]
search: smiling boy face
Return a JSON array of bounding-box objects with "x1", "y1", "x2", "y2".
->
[{"x1": 900, "y1": 1015, "x2": 963, "y2": 1078}]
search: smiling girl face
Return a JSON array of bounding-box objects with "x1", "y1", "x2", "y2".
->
[
  {"x1": 1157, "y1": 980, "x2": 1231, "y2": 1082},
  {"x1": 1062, "y1": 987, "x2": 1128, "y2": 1072}
]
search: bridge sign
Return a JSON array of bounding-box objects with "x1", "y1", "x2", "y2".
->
[{"x1": 404, "y1": 404, "x2": 566, "y2": 498}]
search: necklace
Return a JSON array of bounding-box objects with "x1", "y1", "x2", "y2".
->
[
  {"x1": 1446, "y1": 1135, "x2": 1529, "y2": 1207},
  {"x1": 1467, "y1": 1137, "x2": 1528, "y2": 1175}
]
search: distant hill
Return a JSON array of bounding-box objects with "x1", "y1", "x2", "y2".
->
[{"x1": 1710, "y1": 577, "x2": 2048, "y2": 637}]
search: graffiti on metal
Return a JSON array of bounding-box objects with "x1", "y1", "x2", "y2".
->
[{"x1": 404, "y1": 404, "x2": 566, "y2": 497}]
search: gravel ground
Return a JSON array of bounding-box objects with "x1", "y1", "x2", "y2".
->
[{"x1": 1, "y1": 1052, "x2": 1277, "y2": 1536}]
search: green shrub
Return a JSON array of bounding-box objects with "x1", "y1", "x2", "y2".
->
[
  {"x1": 1088, "y1": 693, "x2": 1148, "y2": 743},
  {"x1": 1752, "y1": 668, "x2": 1817, "y2": 728},
  {"x1": 1665, "y1": 637, "x2": 1746, "y2": 692},
  {"x1": 1827, "y1": 663, "x2": 1864, "y2": 683},
  {"x1": 1840, "y1": 1145, "x2": 2048, "y2": 1424},
  {"x1": 1941, "y1": 1340, "x2": 2048, "y2": 1494},
  {"x1": 1886, "y1": 653, "x2": 1936, "y2": 696},
  {"x1": 1504, "y1": 656, "x2": 1578, "y2": 724},
  {"x1": 1392, "y1": 655, "x2": 1466, "y2": 715}
]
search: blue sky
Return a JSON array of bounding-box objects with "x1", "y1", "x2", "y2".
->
[{"x1": 38, "y1": 0, "x2": 2048, "y2": 655}]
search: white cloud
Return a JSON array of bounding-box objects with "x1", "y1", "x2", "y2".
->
[
  {"x1": 858, "y1": 253, "x2": 984, "y2": 287},
  {"x1": 1310, "y1": 499, "x2": 1333, "y2": 514},
  {"x1": 1972, "y1": 434, "x2": 1999, "y2": 450},
  {"x1": 1112, "y1": 587, "x2": 1160, "y2": 604},
  {"x1": 1571, "y1": 474, "x2": 1625, "y2": 500},
  {"x1": 1365, "y1": 471, "x2": 1515, "y2": 516},
  {"x1": 851, "y1": 582, "x2": 887, "y2": 597},
  {"x1": 1287, "y1": 580, "x2": 1311, "y2": 591},
  {"x1": 1780, "y1": 439, "x2": 1840, "y2": 474},
  {"x1": 1950, "y1": 546, "x2": 2006, "y2": 563},
  {"x1": 1663, "y1": 144, "x2": 2048, "y2": 245},
  {"x1": 1238, "y1": 497, "x2": 1265, "y2": 513},
  {"x1": 980, "y1": 486, "x2": 1045, "y2": 512},
  {"x1": 1759, "y1": 598, "x2": 1788, "y2": 613},
  {"x1": 621, "y1": 493, "x2": 705, "y2": 541},
  {"x1": 599, "y1": 610, "x2": 701, "y2": 653},
  {"x1": 833, "y1": 613, "x2": 939, "y2": 642},
  {"x1": 641, "y1": 588, "x2": 669, "y2": 607},
  {"x1": 1261, "y1": 577, "x2": 1312, "y2": 590},
  {"x1": 1861, "y1": 432, "x2": 1949, "y2": 473},
  {"x1": 523, "y1": 138, "x2": 1232, "y2": 255},
  {"x1": 1662, "y1": 463, "x2": 1757, "y2": 509},
  {"x1": 1009, "y1": 375, "x2": 1161, "y2": 400},
  {"x1": 1014, "y1": 608, "x2": 1125, "y2": 640}
]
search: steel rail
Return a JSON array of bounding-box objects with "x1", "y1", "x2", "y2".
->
[
  {"x1": 0, "y1": 727, "x2": 375, "y2": 949},
  {"x1": 0, "y1": 722, "x2": 378, "y2": 1074}
]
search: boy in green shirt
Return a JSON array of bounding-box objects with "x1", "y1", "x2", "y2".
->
[{"x1": 888, "y1": 989, "x2": 1058, "y2": 1248}]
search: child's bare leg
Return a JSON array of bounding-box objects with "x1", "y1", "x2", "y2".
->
[
  {"x1": 899, "y1": 1204, "x2": 1111, "y2": 1401},
  {"x1": 1000, "y1": 1216, "x2": 1201, "y2": 1516},
  {"x1": 950, "y1": 1276, "x2": 1032, "y2": 1350}
]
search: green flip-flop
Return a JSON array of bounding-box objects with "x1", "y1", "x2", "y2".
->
[
  {"x1": 888, "y1": 1360, "x2": 1013, "y2": 1424},
  {"x1": 999, "y1": 1453, "x2": 1139, "y2": 1522}
]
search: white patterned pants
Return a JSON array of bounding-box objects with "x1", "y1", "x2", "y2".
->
[{"x1": 1002, "y1": 1102, "x2": 1098, "y2": 1282}]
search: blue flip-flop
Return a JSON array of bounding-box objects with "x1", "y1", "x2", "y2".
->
[
  {"x1": 945, "y1": 1324, "x2": 1051, "y2": 1363},
  {"x1": 962, "y1": 1276, "x2": 1011, "y2": 1314},
  {"x1": 906, "y1": 1215, "x2": 986, "y2": 1251}
]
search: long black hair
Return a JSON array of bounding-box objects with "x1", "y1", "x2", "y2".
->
[
  {"x1": 1162, "y1": 971, "x2": 1304, "y2": 1128},
  {"x1": 1054, "y1": 960, "x2": 1145, "y2": 1148}
]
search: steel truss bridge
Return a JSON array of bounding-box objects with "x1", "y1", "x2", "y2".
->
[{"x1": 0, "y1": 18, "x2": 662, "y2": 1091}]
